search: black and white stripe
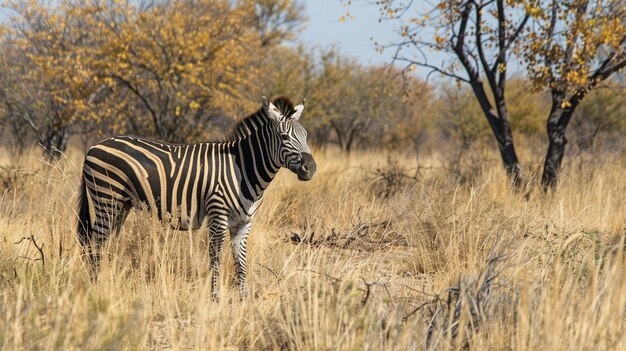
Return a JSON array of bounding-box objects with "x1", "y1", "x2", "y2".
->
[{"x1": 77, "y1": 96, "x2": 317, "y2": 298}]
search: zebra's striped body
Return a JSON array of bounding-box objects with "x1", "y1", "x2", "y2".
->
[
  {"x1": 84, "y1": 135, "x2": 274, "y2": 231},
  {"x1": 77, "y1": 96, "x2": 316, "y2": 298}
]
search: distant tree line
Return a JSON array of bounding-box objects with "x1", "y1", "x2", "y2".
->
[{"x1": 0, "y1": 0, "x2": 624, "y2": 193}]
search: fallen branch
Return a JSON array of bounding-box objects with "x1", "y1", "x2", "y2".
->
[
  {"x1": 360, "y1": 278, "x2": 396, "y2": 308},
  {"x1": 14, "y1": 234, "x2": 45, "y2": 268}
]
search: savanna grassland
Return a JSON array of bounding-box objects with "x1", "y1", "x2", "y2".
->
[{"x1": 0, "y1": 144, "x2": 624, "y2": 350}]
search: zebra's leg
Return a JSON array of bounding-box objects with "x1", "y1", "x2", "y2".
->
[
  {"x1": 79, "y1": 230, "x2": 104, "y2": 280},
  {"x1": 229, "y1": 220, "x2": 252, "y2": 299},
  {"x1": 112, "y1": 202, "x2": 131, "y2": 236},
  {"x1": 84, "y1": 221, "x2": 109, "y2": 279},
  {"x1": 209, "y1": 216, "x2": 228, "y2": 301},
  {"x1": 87, "y1": 199, "x2": 127, "y2": 278}
]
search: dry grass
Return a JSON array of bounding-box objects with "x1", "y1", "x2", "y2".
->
[{"x1": 0, "y1": 146, "x2": 624, "y2": 350}]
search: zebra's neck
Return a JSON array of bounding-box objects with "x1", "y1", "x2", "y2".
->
[
  {"x1": 230, "y1": 121, "x2": 281, "y2": 203},
  {"x1": 228, "y1": 108, "x2": 270, "y2": 141}
]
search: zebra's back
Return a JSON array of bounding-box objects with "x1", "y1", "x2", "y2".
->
[{"x1": 83, "y1": 135, "x2": 217, "y2": 230}]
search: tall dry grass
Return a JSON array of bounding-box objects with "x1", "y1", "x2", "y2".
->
[{"x1": 0, "y1": 145, "x2": 624, "y2": 350}]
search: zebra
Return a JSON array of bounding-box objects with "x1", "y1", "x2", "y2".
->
[{"x1": 77, "y1": 96, "x2": 317, "y2": 299}]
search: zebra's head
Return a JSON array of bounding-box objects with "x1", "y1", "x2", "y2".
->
[{"x1": 263, "y1": 96, "x2": 317, "y2": 181}]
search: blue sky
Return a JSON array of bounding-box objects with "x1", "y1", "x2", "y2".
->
[
  {"x1": 299, "y1": 1, "x2": 527, "y2": 81},
  {"x1": 298, "y1": 1, "x2": 460, "y2": 81},
  {"x1": 299, "y1": 0, "x2": 400, "y2": 67}
]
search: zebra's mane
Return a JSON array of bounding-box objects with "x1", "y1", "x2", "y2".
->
[
  {"x1": 270, "y1": 96, "x2": 297, "y2": 118},
  {"x1": 223, "y1": 96, "x2": 297, "y2": 142}
]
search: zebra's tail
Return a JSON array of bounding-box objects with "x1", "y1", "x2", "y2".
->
[
  {"x1": 77, "y1": 174, "x2": 101, "y2": 278},
  {"x1": 77, "y1": 174, "x2": 92, "y2": 248}
]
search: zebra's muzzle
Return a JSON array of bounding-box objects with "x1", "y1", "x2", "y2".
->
[{"x1": 296, "y1": 152, "x2": 317, "y2": 181}]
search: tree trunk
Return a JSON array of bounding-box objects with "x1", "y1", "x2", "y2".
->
[
  {"x1": 499, "y1": 140, "x2": 522, "y2": 187},
  {"x1": 493, "y1": 87, "x2": 522, "y2": 188},
  {"x1": 42, "y1": 127, "x2": 69, "y2": 161},
  {"x1": 331, "y1": 119, "x2": 364, "y2": 154},
  {"x1": 312, "y1": 125, "x2": 331, "y2": 150},
  {"x1": 468, "y1": 81, "x2": 523, "y2": 189},
  {"x1": 541, "y1": 93, "x2": 578, "y2": 192},
  {"x1": 331, "y1": 122, "x2": 348, "y2": 153}
]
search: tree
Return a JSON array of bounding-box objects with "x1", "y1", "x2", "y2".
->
[
  {"x1": 369, "y1": 71, "x2": 437, "y2": 153},
  {"x1": 306, "y1": 49, "x2": 412, "y2": 153},
  {"x1": 0, "y1": 0, "x2": 99, "y2": 158},
  {"x1": 570, "y1": 83, "x2": 626, "y2": 151},
  {"x1": 375, "y1": 0, "x2": 530, "y2": 188},
  {"x1": 521, "y1": 0, "x2": 626, "y2": 191},
  {"x1": 255, "y1": 44, "x2": 314, "y2": 107},
  {"x1": 436, "y1": 85, "x2": 491, "y2": 150},
  {"x1": 423, "y1": 84, "x2": 487, "y2": 183},
  {"x1": 247, "y1": 0, "x2": 306, "y2": 47},
  {"x1": 83, "y1": 0, "x2": 264, "y2": 142}
]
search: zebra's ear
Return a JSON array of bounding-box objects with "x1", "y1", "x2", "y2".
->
[
  {"x1": 263, "y1": 96, "x2": 283, "y2": 122},
  {"x1": 291, "y1": 99, "x2": 305, "y2": 120},
  {"x1": 261, "y1": 96, "x2": 269, "y2": 109}
]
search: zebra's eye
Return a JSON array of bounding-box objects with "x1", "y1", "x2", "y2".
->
[{"x1": 280, "y1": 134, "x2": 290, "y2": 141}]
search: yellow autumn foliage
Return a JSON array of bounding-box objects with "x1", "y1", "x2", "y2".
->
[
  {"x1": 522, "y1": 0, "x2": 626, "y2": 97},
  {"x1": 1, "y1": 0, "x2": 303, "y2": 144}
]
